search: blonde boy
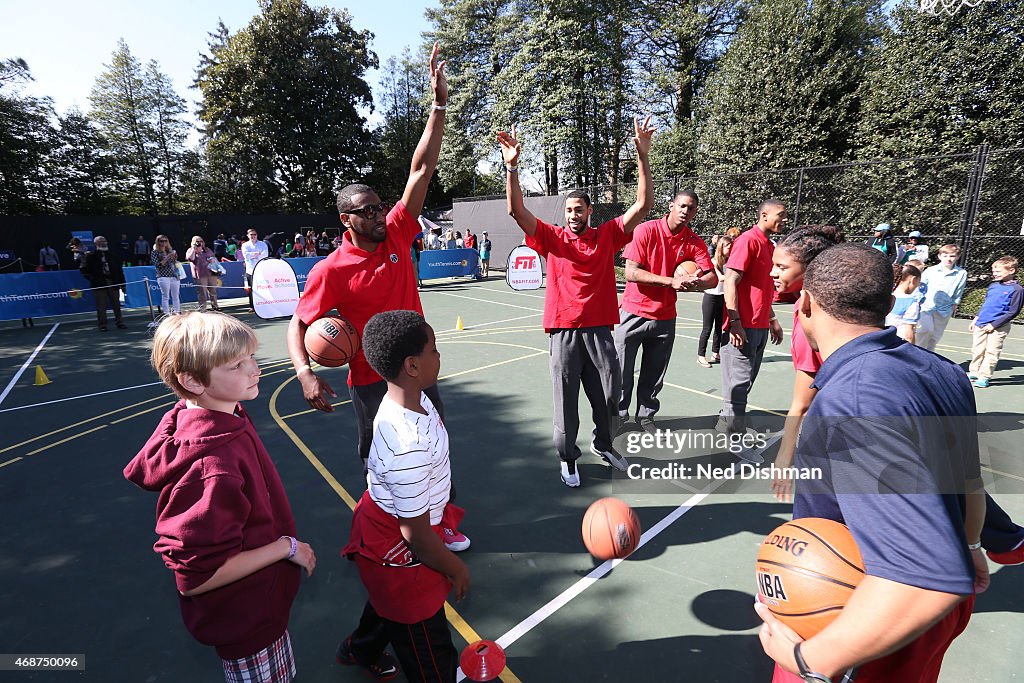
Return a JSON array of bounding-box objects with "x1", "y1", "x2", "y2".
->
[
  {"x1": 918, "y1": 244, "x2": 967, "y2": 351},
  {"x1": 969, "y1": 256, "x2": 1023, "y2": 388},
  {"x1": 125, "y1": 312, "x2": 315, "y2": 682}
]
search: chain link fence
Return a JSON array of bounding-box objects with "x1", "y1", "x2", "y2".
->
[{"x1": 457, "y1": 145, "x2": 1024, "y2": 320}]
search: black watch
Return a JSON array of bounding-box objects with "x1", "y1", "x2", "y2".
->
[{"x1": 794, "y1": 643, "x2": 832, "y2": 683}]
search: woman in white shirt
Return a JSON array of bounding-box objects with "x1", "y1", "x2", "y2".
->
[{"x1": 697, "y1": 235, "x2": 732, "y2": 367}]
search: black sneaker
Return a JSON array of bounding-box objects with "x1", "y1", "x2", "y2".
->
[{"x1": 336, "y1": 637, "x2": 399, "y2": 680}]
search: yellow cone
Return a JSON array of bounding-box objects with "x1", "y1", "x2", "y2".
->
[
  {"x1": 34, "y1": 365, "x2": 51, "y2": 386},
  {"x1": 456, "y1": 316, "x2": 464, "y2": 331}
]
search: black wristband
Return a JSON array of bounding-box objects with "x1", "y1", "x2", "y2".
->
[{"x1": 794, "y1": 643, "x2": 832, "y2": 683}]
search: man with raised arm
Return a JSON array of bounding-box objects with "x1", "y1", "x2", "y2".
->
[
  {"x1": 285, "y1": 44, "x2": 469, "y2": 554},
  {"x1": 497, "y1": 118, "x2": 656, "y2": 487}
]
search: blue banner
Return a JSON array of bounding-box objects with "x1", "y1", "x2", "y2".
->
[
  {"x1": 0, "y1": 270, "x2": 99, "y2": 320},
  {"x1": 419, "y1": 249, "x2": 480, "y2": 280},
  {"x1": 0, "y1": 256, "x2": 327, "y2": 320},
  {"x1": 123, "y1": 257, "x2": 324, "y2": 309}
]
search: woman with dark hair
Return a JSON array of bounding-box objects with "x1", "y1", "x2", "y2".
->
[
  {"x1": 767, "y1": 224, "x2": 844, "y2": 501},
  {"x1": 697, "y1": 235, "x2": 733, "y2": 367}
]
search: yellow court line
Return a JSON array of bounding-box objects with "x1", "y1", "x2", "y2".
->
[
  {"x1": 110, "y1": 401, "x2": 177, "y2": 425},
  {"x1": 0, "y1": 392, "x2": 171, "y2": 456},
  {"x1": 0, "y1": 457, "x2": 23, "y2": 469},
  {"x1": 661, "y1": 380, "x2": 787, "y2": 418},
  {"x1": 445, "y1": 604, "x2": 523, "y2": 683},
  {"x1": 269, "y1": 377, "x2": 359, "y2": 510},
  {"x1": 268, "y1": 377, "x2": 523, "y2": 683},
  {"x1": 25, "y1": 424, "x2": 108, "y2": 456},
  {"x1": 279, "y1": 342, "x2": 549, "y2": 421}
]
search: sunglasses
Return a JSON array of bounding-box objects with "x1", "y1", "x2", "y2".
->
[
  {"x1": 158, "y1": 239, "x2": 169, "y2": 243},
  {"x1": 346, "y1": 202, "x2": 388, "y2": 219}
]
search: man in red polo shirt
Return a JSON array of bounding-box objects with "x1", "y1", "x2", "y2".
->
[
  {"x1": 284, "y1": 45, "x2": 471, "y2": 556},
  {"x1": 617, "y1": 190, "x2": 717, "y2": 434},
  {"x1": 718, "y1": 199, "x2": 786, "y2": 458},
  {"x1": 497, "y1": 118, "x2": 655, "y2": 487}
]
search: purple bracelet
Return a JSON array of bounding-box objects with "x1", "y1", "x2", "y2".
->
[{"x1": 281, "y1": 535, "x2": 297, "y2": 559}]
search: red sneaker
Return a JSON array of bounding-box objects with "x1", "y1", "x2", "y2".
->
[
  {"x1": 443, "y1": 526, "x2": 471, "y2": 552},
  {"x1": 987, "y1": 543, "x2": 1024, "y2": 566}
]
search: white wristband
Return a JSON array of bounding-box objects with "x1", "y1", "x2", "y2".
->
[
  {"x1": 968, "y1": 541, "x2": 982, "y2": 551},
  {"x1": 296, "y1": 364, "x2": 312, "y2": 376},
  {"x1": 433, "y1": 103, "x2": 447, "y2": 111}
]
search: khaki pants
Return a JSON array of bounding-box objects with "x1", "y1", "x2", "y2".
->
[
  {"x1": 970, "y1": 322, "x2": 1012, "y2": 379},
  {"x1": 195, "y1": 275, "x2": 219, "y2": 310},
  {"x1": 917, "y1": 310, "x2": 951, "y2": 352}
]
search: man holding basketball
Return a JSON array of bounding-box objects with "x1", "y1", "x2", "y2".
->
[
  {"x1": 755, "y1": 244, "x2": 988, "y2": 683},
  {"x1": 497, "y1": 117, "x2": 655, "y2": 487},
  {"x1": 615, "y1": 190, "x2": 716, "y2": 434},
  {"x1": 285, "y1": 45, "x2": 454, "y2": 481}
]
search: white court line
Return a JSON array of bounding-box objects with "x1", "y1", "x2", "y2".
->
[
  {"x1": 0, "y1": 381, "x2": 165, "y2": 413},
  {"x1": 435, "y1": 311, "x2": 541, "y2": 335},
  {"x1": 0, "y1": 323, "x2": 59, "y2": 408},
  {"x1": 456, "y1": 434, "x2": 782, "y2": 681},
  {"x1": 437, "y1": 291, "x2": 543, "y2": 313}
]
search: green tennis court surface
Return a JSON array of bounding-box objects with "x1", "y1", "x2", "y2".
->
[{"x1": 0, "y1": 280, "x2": 1020, "y2": 681}]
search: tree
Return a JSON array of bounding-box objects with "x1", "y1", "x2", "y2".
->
[
  {"x1": 48, "y1": 109, "x2": 124, "y2": 214},
  {"x1": 632, "y1": 0, "x2": 747, "y2": 176},
  {"x1": 0, "y1": 58, "x2": 56, "y2": 214},
  {"x1": 89, "y1": 39, "x2": 161, "y2": 214},
  {"x1": 195, "y1": 0, "x2": 377, "y2": 212},
  {"x1": 698, "y1": 0, "x2": 880, "y2": 172},
  {"x1": 857, "y1": 0, "x2": 1024, "y2": 156},
  {"x1": 145, "y1": 62, "x2": 191, "y2": 213}
]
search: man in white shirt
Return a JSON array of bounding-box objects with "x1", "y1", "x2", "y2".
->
[{"x1": 241, "y1": 228, "x2": 269, "y2": 310}]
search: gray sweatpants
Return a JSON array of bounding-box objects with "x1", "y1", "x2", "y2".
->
[
  {"x1": 550, "y1": 327, "x2": 620, "y2": 462},
  {"x1": 614, "y1": 311, "x2": 676, "y2": 419},
  {"x1": 718, "y1": 327, "x2": 769, "y2": 428}
]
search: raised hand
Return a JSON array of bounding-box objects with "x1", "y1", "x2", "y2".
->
[
  {"x1": 497, "y1": 124, "x2": 521, "y2": 167},
  {"x1": 632, "y1": 114, "x2": 656, "y2": 158},
  {"x1": 429, "y1": 42, "x2": 447, "y2": 106}
]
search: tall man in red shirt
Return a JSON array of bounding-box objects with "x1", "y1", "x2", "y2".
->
[
  {"x1": 617, "y1": 191, "x2": 717, "y2": 434},
  {"x1": 718, "y1": 199, "x2": 786, "y2": 459},
  {"x1": 497, "y1": 118, "x2": 655, "y2": 487},
  {"x1": 286, "y1": 44, "x2": 451, "y2": 471}
]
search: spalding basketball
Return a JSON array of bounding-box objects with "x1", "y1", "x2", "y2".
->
[
  {"x1": 304, "y1": 316, "x2": 360, "y2": 368},
  {"x1": 755, "y1": 518, "x2": 865, "y2": 639},
  {"x1": 674, "y1": 260, "x2": 700, "y2": 277},
  {"x1": 582, "y1": 497, "x2": 642, "y2": 561}
]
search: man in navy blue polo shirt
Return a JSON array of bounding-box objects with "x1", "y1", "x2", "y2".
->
[{"x1": 755, "y1": 244, "x2": 988, "y2": 683}]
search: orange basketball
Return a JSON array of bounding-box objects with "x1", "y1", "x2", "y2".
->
[
  {"x1": 582, "y1": 497, "x2": 642, "y2": 561},
  {"x1": 674, "y1": 260, "x2": 700, "y2": 277},
  {"x1": 755, "y1": 518, "x2": 865, "y2": 639},
  {"x1": 304, "y1": 316, "x2": 360, "y2": 368}
]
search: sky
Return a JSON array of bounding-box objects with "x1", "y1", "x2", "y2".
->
[{"x1": 0, "y1": 0, "x2": 437, "y2": 126}]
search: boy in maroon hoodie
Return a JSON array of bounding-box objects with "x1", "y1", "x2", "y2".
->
[{"x1": 124, "y1": 312, "x2": 316, "y2": 683}]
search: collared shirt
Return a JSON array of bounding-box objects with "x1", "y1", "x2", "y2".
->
[
  {"x1": 241, "y1": 240, "x2": 269, "y2": 274},
  {"x1": 725, "y1": 226, "x2": 775, "y2": 328},
  {"x1": 295, "y1": 202, "x2": 422, "y2": 387},
  {"x1": 621, "y1": 216, "x2": 712, "y2": 321},
  {"x1": 976, "y1": 280, "x2": 1023, "y2": 328},
  {"x1": 920, "y1": 264, "x2": 967, "y2": 316},
  {"x1": 794, "y1": 327, "x2": 977, "y2": 595},
  {"x1": 526, "y1": 216, "x2": 629, "y2": 331}
]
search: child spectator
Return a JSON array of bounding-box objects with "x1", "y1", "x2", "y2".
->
[
  {"x1": 124, "y1": 313, "x2": 316, "y2": 682},
  {"x1": 917, "y1": 244, "x2": 967, "y2": 352},
  {"x1": 968, "y1": 256, "x2": 1023, "y2": 388},
  {"x1": 887, "y1": 264, "x2": 924, "y2": 344},
  {"x1": 338, "y1": 310, "x2": 468, "y2": 682}
]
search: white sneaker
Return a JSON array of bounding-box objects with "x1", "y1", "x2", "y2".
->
[
  {"x1": 560, "y1": 461, "x2": 581, "y2": 487},
  {"x1": 590, "y1": 442, "x2": 629, "y2": 472}
]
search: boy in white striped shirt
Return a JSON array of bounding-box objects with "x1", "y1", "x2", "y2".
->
[{"x1": 338, "y1": 310, "x2": 469, "y2": 682}]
